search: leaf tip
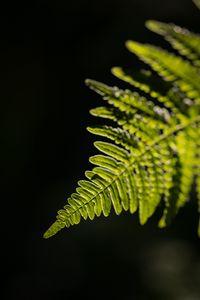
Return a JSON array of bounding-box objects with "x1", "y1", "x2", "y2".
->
[
  {"x1": 111, "y1": 66, "x2": 122, "y2": 77},
  {"x1": 87, "y1": 126, "x2": 97, "y2": 134},
  {"x1": 85, "y1": 78, "x2": 92, "y2": 86},
  {"x1": 125, "y1": 40, "x2": 144, "y2": 55},
  {"x1": 145, "y1": 19, "x2": 158, "y2": 30},
  {"x1": 43, "y1": 227, "x2": 53, "y2": 239},
  {"x1": 85, "y1": 79, "x2": 112, "y2": 96},
  {"x1": 43, "y1": 221, "x2": 66, "y2": 239},
  {"x1": 125, "y1": 40, "x2": 134, "y2": 49}
]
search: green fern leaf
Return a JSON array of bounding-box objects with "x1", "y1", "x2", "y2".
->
[
  {"x1": 112, "y1": 67, "x2": 191, "y2": 118},
  {"x1": 146, "y1": 20, "x2": 200, "y2": 66},
  {"x1": 126, "y1": 41, "x2": 200, "y2": 101},
  {"x1": 44, "y1": 1, "x2": 200, "y2": 239}
]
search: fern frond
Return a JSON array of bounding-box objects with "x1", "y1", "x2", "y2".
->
[
  {"x1": 44, "y1": 2, "x2": 200, "y2": 239},
  {"x1": 146, "y1": 20, "x2": 200, "y2": 67},
  {"x1": 44, "y1": 110, "x2": 200, "y2": 238},
  {"x1": 126, "y1": 41, "x2": 200, "y2": 101},
  {"x1": 87, "y1": 125, "x2": 137, "y2": 151},
  {"x1": 193, "y1": 0, "x2": 200, "y2": 10},
  {"x1": 195, "y1": 127, "x2": 200, "y2": 235},
  {"x1": 159, "y1": 128, "x2": 197, "y2": 227},
  {"x1": 112, "y1": 67, "x2": 193, "y2": 118}
]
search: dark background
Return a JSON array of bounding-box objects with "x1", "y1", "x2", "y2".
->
[{"x1": 2, "y1": 0, "x2": 200, "y2": 299}]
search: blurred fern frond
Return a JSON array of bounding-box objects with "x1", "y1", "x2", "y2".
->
[{"x1": 193, "y1": 0, "x2": 200, "y2": 9}]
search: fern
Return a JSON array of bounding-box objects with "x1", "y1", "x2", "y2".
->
[
  {"x1": 44, "y1": 0, "x2": 200, "y2": 239},
  {"x1": 194, "y1": 0, "x2": 200, "y2": 9}
]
